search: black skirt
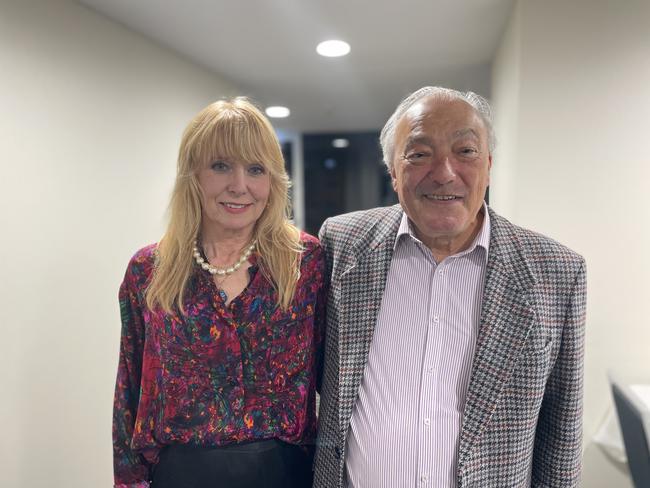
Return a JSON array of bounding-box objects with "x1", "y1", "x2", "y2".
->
[{"x1": 151, "y1": 439, "x2": 314, "y2": 488}]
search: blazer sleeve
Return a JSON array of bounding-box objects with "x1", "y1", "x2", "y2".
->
[
  {"x1": 531, "y1": 260, "x2": 587, "y2": 487},
  {"x1": 313, "y1": 247, "x2": 328, "y2": 395},
  {"x1": 315, "y1": 218, "x2": 332, "y2": 394}
]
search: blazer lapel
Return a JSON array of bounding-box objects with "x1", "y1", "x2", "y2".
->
[
  {"x1": 336, "y1": 211, "x2": 401, "y2": 437},
  {"x1": 457, "y1": 210, "x2": 537, "y2": 470}
]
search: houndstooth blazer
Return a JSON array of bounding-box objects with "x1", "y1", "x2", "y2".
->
[{"x1": 313, "y1": 205, "x2": 587, "y2": 488}]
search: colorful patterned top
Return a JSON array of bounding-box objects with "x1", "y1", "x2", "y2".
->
[{"x1": 112, "y1": 233, "x2": 326, "y2": 487}]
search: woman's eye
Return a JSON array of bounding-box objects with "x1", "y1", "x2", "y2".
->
[
  {"x1": 248, "y1": 164, "x2": 266, "y2": 176},
  {"x1": 210, "y1": 160, "x2": 230, "y2": 172}
]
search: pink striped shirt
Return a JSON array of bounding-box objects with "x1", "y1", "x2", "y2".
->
[{"x1": 345, "y1": 205, "x2": 491, "y2": 488}]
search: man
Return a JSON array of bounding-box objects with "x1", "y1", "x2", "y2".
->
[{"x1": 313, "y1": 87, "x2": 587, "y2": 488}]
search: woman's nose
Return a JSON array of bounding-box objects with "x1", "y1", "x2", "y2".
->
[{"x1": 227, "y1": 167, "x2": 247, "y2": 194}]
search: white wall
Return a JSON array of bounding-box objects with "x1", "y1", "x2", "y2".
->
[
  {"x1": 491, "y1": 0, "x2": 650, "y2": 486},
  {"x1": 0, "y1": 1, "x2": 238, "y2": 486},
  {"x1": 489, "y1": 0, "x2": 521, "y2": 217}
]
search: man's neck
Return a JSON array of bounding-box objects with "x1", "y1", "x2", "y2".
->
[{"x1": 414, "y1": 211, "x2": 484, "y2": 263}]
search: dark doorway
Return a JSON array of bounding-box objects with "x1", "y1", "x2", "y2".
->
[{"x1": 302, "y1": 132, "x2": 394, "y2": 235}]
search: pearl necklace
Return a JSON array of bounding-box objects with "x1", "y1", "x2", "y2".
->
[{"x1": 192, "y1": 240, "x2": 256, "y2": 276}]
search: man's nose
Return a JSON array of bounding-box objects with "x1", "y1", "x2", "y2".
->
[{"x1": 427, "y1": 154, "x2": 456, "y2": 184}]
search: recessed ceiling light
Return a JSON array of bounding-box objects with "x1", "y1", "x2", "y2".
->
[
  {"x1": 332, "y1": 138, "x2": 350, "y2": 148},
  {"x1": 265, "y1": 106, "x2": 290, "y2": 118},
  {"x1": 316, "y1": 40, "x2": 351, "y2": 57}
]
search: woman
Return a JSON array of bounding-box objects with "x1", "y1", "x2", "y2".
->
[{"x1": 112, "y1": 98, "x2": 325, "y2": 488}]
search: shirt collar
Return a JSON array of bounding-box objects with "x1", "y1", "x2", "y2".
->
[{"x1": 395, "y1": 201, "x2": 491, "y2": 262}]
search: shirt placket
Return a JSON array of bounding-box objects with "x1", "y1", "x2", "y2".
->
[
  {"x1": 416, "y1": 256, "x2": 448, "y2": 487},
  {"x1": 211, "y1": 283, "x2": 247, "y2": 417}
]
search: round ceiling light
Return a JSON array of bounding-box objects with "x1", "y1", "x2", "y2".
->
[
  {"x1": 332, "y1": 138, "x2": 350, "y2": 148},
  {"x1": 316, "y1": 39, "x2": 351, "y2": 57},
  {"x1": 265, "y1": 106, "x2": 290, "y2": 118}
]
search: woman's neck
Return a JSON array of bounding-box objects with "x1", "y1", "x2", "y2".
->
[{"x1": 199, "y1": 229, "x2": 254, "y2": 268}]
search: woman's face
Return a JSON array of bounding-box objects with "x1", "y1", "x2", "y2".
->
[{"x1": 196, "y1": 157, "x2": 271, "y2": 240}]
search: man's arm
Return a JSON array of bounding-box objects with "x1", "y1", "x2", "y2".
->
[
  {"x1": 315, "y1": 217, "x2": 334, "y2": 394},
  {"x1": 531, "y1": 260, "x2": 587, "y2": 487}
]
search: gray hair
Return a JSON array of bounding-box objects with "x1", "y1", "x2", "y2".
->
[{"x1": 379, "y1": 86, "x2": 495, "y2": 170}]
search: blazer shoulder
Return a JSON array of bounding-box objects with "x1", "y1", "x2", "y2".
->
[
  {"x1": 491, "y1": 211, "x2": 585, "y2": 276},
  {"x1": 320, "y1": 205, "x2": 402, "y2": 247}
]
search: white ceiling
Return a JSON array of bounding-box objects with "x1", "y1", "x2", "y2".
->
[{"x1": 78, "y1": 0, "x2": 515, "y2": 133}]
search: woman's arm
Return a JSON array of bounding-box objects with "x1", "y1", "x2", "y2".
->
[{"x1": 112, "y1": 265, "x2": 151, "y2": 487}]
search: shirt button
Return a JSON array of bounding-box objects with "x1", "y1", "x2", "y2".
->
[
  {"x1": 433, "y1": 315, "x2": 439, "y2": 323},
  {"x1": 424, "y1": 418, "x2": 431, "y2": 426},
  {"x1": 427, "y1": 366, "x2": 434, "y2": 374},
  {"x1": 420, "y1": 474, "x2": 429, "y2": 483}
]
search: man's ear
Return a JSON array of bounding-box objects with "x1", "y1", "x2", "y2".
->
[
  {"x1": 487, "y1": 154, "x2": 493, "y2": 185},
  {"x1": 390, "y1": 164, "x2": 398, "y2": 192}
]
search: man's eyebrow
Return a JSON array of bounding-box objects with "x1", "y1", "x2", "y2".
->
[
  {"x1": 453, "y1": 128, "x2": 480, "y2": 140},
  {"x1": 404, "y1": 136, "x2": 434, "y2": 150}
]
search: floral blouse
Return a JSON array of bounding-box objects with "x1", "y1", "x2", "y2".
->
[{"x1": 112, "y1": 233, "x2": 326, "y2": 487}]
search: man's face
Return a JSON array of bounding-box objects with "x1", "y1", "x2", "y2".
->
[{"x1": 390, "y1": 97, "x2": 492, "y2": 251}]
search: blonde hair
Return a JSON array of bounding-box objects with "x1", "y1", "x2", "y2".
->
[{"x1": 146, "y1": 97, "x2": 302, "y2": 313}]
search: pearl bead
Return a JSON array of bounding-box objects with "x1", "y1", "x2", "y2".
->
[{"x1": 193, "y1": 239, "x2": 256, "y2": 276}]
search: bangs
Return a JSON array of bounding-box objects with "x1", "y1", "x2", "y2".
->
[{"x1": 190, "y1": 107, "x2": 281, "y2": 171}]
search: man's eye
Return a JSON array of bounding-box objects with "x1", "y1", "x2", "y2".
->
[
  {"x1": 210, "y1": 160, "x2": 230, "y2": 172},
  {"x1": 248, "y1": 164, "x2": 266, "y2": 176},
  {"x1": 405, "y1": 152, "x2": 431, "y2": 164},
  {"x1": 459, "y1": 147, "x2": 478, "y2": 156}
]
